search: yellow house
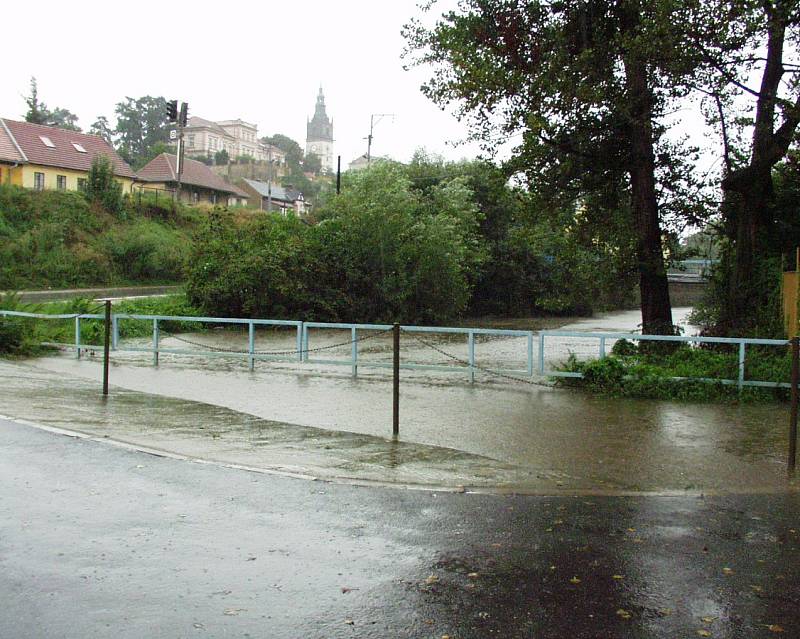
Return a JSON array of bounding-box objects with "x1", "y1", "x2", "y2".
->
[{"x1": 0, "y1": 118, "x2": 136, "y2": 192}]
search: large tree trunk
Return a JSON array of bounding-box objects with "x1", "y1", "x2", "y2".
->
[
  {"x1": 621, "y1": 7, "x2": 674, "y2": 335},
  {"x1": 716, "y1": 2, "x2": 796, "y2": 335}
]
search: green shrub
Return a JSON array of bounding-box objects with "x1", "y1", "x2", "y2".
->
[{"x1": 559, "y1": 346, "x2": 790, "y2": 402}]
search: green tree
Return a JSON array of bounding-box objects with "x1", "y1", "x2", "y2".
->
[
  {"x1": 214, "y1": 149, "x2": 230, "y2": 165},
  {"x1": 262, "y1": 134, "x2": 304, "y2": 167},
  {"x1": 303, "y1": 153, "x2": 322, "y2": 175},
  {"x1": 687, "y1": 0, "x2": 800, "y2": 335},
  {"x1": 88, "y1": 116, "x2": 114, "y2": 143},
  {"x1": 114, "y1": 96, "x2": 169, "y2": 169},
  {"x1": 404, "y1": 1, "x2": 710, "y2": 334},
  {"x1": 23, "y1": 77, "x2": 81, "y2": 131},
  {"x1": 84, "y1": 155, "x2": 123, "y2": 215}
]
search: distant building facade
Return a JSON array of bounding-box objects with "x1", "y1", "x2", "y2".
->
[
  {"x1": 305, "y1": 87, "x2": 334, "y2": 174},
  {"x1": 183, "y1": 116, "x2": 286, "y2": 166}
]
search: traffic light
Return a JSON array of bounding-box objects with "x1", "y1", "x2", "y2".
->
[
  {"x1": 179, "y1": 102, "x2": 189, "y2": 127},
  {"x1": 166, "y1": 99, "x2": 178, "y2": 123}
]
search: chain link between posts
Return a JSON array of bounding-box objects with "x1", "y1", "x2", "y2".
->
[
  {"x1": 400, "y1": 328, "x2": 555, "y2": 388},
  {"x1": 157, "y1": 326, "x2": 393, "y2": 356}
]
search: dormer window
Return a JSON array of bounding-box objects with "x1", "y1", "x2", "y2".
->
[
  {"x1": 40, "y1": 136, "x2": 55, "y2": 148},
  {"x1": 72, "y1": 143, "x2": 87, "y2": 153}
]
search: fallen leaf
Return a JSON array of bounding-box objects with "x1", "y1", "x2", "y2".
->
[
  {"x1": 702, "y1": 616, "x2": 715, "y2": 623},
  {"x1": 657, "y1": 608, "x2": 673, "y2": 617},
  {"x1": 223, "y1": 608, "x2": 246, "y2": 616},
  {"x1": 344, "y1": 618, "x2": 355, "y2": 625},
  {"x1": 722, "y1": 567, "x2": 734, "y2": 575},
  {"x1": 616, "y1": 609, "x2": 631, "y2": 619},
  {"x1": 612, "y1": 575, "x2": 624, "y2": 580},
  {"x1": 193, "y1": 623, "x2": 205, "y2": 629},
  {"x1": 697, "y1": 630, "x2": 711, "y2": 637},
  {"x1": 767, "y1": 625, "x2": 785, "y2": 633},
  {"x1": 425, "y1": 575, "x2": 439, "y2": 585},
  {"x1": 569, "y1": 576, "x2": 581, "y2": 584},
  {"x1": 750, "y1": 585, "x2": 763, "y2": 592},
  {"x1": 467, "y1": 572, "x2": 479, "y2": 579},
  {"x1": 423, "y1": 619, "x2": 434, "y2": 625}
]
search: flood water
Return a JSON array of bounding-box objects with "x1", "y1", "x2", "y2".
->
[{"x1": 2, "y1": 308, "x2": 793, "y2": 493}]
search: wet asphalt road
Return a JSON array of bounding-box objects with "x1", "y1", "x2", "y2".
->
[{"x1": 1, "y1": 417, "x2": 799, "y2": 639}]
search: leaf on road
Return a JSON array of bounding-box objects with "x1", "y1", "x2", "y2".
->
[
  {"x1": 767, "y1": 625, "x2": 785, "y2": 633},
  {"x1": 569, "y1": 577, "x2": 581, "y2": 584},
  {"x1": 425, "y1": 575, "x2": 439, "y2": 585},
  {"x1": 612, "y1": 575, "x2": 624, "y2": 580},
  {"x1": 722, "y1": 567, "x2": 734, "y2": 575},
  {"x1": 696, "y1": 630, "x2": 711, "y2": 637},
  {"x1": 223, "y1": 608, "x2": 246, "y2": 616},
  {"x1": 616, "y1": 609, "x2": 631, "y2": 619}
]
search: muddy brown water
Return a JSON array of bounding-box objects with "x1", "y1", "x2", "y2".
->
[{"x1": 2, "y1": 308, "x2": 793, "y2": 493}]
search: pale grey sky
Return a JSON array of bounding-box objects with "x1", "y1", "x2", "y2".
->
[{"x1": 1, "y1": 0, "x2": 480, "y2": 165}]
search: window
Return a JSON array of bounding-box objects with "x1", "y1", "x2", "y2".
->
[
  {"x1": 57, "y1": 175, "x2": 67, "y2": 190},
  {"x1": 39, "y1": 136, "x2": 55, "y2": 148},
  {"x1": 34, "y1": 172, "x2": 45, "y2": 190},
  {"x1": 188, "y1": 134, "x2": 195, "y2": 148},
  {"x1": 77, "y1": 178, "x2": 87, "y2": 192},
  {"x1": 71, "y1": 143, "x2": 87, "y2": 153}
]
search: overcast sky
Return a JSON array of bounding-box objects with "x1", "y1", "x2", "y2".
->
[{"x1": 1, "y1": 0, "x2": 486, "y2": 166}]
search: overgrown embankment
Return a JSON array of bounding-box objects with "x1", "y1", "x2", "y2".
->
[{"x1": 0, "y1": 184, "x2": 212, "y2": 290}]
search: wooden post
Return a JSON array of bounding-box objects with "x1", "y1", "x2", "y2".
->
[
  {"x1": 393, "y1": 323, "x2": 400, "y2": 438},
  {"x1": 102, "y1": 300, "x2": 111, "y2": 396},
  {"x1": 789, "y1": 337, "x2": 799, "y2": 475}
]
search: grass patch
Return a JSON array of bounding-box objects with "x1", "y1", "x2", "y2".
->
[{"x1": 557, "y1": 339, "x2": 790, "y2": 402}]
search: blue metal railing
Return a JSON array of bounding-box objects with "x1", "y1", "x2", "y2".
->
[
  {"x1": 0, "y1": 310, "x2": 533, "y2": 381},
  {"x1": 0, "y1": 309, "x2": 790, "y2": 389}
]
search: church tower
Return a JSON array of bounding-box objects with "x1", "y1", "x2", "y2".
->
[{"x1": 305, "y1": 87, "x2": 334, "y2": 174}]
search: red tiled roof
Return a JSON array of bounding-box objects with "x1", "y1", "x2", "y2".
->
[
  {"x1": 0, "y1": 119, "x2": 135, "y2": 178},
  {"x1": 0, "y1": 120, "x2": 25, "y2": 163},
  {"x1": 137, "y1": 153, "x2": 245, "y2": 196}
]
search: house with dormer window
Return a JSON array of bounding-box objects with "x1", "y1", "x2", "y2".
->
[{"x1": 0, "y1": 118, "x2": 136, "y2": 191}]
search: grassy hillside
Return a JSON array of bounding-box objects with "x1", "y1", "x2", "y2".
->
[{"x1": 0, "y1": 185, "x2": 222, "y2": 290}]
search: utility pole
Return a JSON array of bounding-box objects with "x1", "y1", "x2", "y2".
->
[
  {"x1": 365, "y1": 113, "x2": 395, "y2": 166},
  {"x1": 267, "y1": 147, "x2": 273, "y2": 212}
]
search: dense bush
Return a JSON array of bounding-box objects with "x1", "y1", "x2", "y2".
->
[{"x1": 186, "y1": 164, "x2": 482, "y2": 324}]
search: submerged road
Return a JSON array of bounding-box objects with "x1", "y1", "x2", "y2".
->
[{"x1": 1, "y1": 417, "x2": 798, "y2": 639}]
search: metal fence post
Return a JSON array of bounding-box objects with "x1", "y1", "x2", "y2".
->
[
  {"x1": 351, "y1": 327, "x2": 358, "y2": 377},
  {"x1": 468, "y1": 331, "x2": 475, "y2": 383},
  {"x1": 599, "y1": 336, "x2": 606, "y2": 359},
  {"x1": 152, "y1": 319, "x2": 159, "y2": 366},
  {"x1": 102, "y1": 301, "x2": 111, "y2": 396},
  {"x1": 302, "y1": 324, "x2": 309, "y2": 362},
  {"x1": 248, "y1": 322, "x2": 255, "y2": 371},
  {"x1": 393, "y1": 323, "x2": 400, "y2": 438},
  {"x1": 297, "y1": 322, "x2": 304, "y2": 362},
  {"x1": 738, "y1": 342, "x2": 746, "y2": 391},
  {"x1": 789, "y1": 337, "x2": 799, "y2": 475},
  {"x1": 112, "y1": 314, "x2": 118, "y2": 350},
  {"x1": 75, "y1": 316, "x2": 81, "y2": 359},
  {"x1": 527, "y1": 332, "x2": 534, "y2": 377},
  {"x1": 538, "y1": 332, "x2": 545, "y2": 374}
]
